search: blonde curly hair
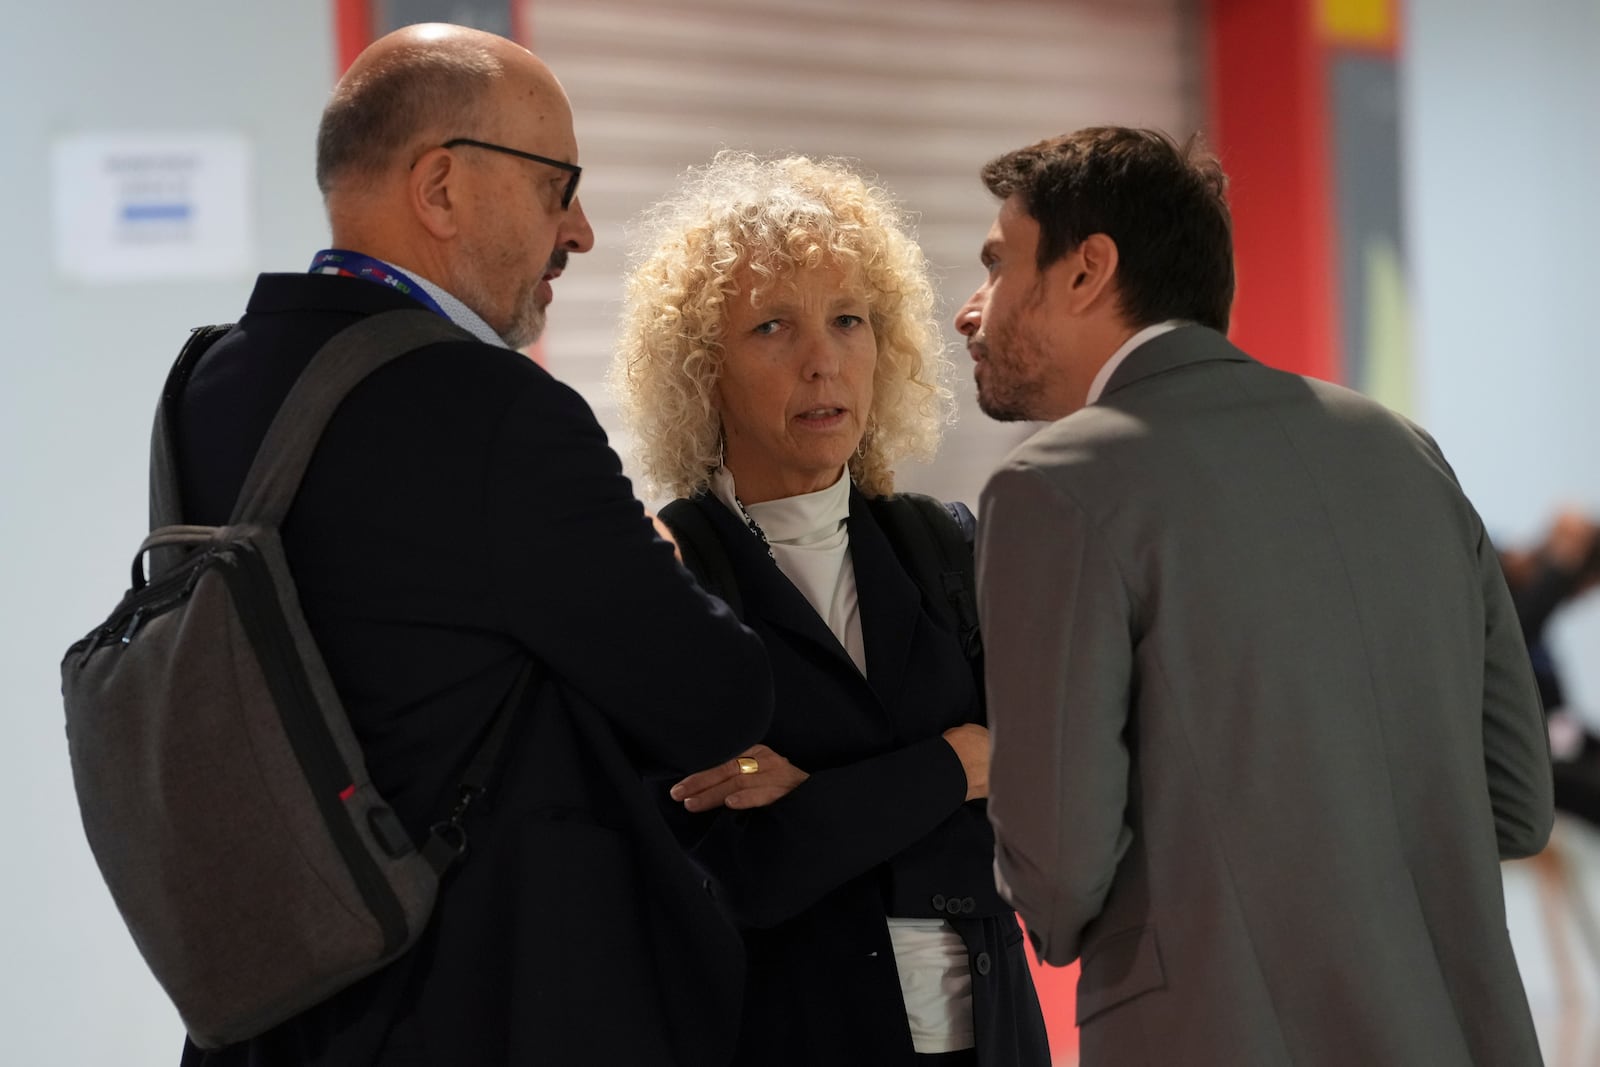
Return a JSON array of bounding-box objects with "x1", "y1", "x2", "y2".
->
[{"x1": 611, "y1": 151, "x2": 953, "y2": 500}]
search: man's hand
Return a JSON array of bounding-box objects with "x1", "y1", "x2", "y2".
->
[
  {"x1": 670, "y1": 743, "x2": 809, "y2": 812},
  {"x1": 943, "y1": 723, "x2": 990, "y2": 801}
]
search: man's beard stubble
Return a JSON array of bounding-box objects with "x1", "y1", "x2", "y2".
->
[
  {"x1": 502, "y1": 247, "x2": 569, "y2": 349},
  {"x1": 459, "y1": 247, "x2": 567, "y2": 351},
  {"x1": 502, "y1": 284, "x2": 547, "y2": 351},
  {"x1": 975, "y1": 316, "x2": 1049, "y2": 423}
]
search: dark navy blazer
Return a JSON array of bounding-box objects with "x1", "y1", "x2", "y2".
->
[{"x1": 175, "y1": 272, "x2": 772, "y2": 1067}]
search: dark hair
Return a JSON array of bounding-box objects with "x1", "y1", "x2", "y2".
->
[
  {"x1": 980, "y1": 127, "x2": 1235, "y2": 332},
  {"x1": 315, "y1": 43, "x2": 502, "y2": 195}
]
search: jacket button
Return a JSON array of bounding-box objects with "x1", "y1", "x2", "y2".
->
[
  {"x1": 975, "y1": 951, "x2": 992, "y2": 976},
  {"x1": 932, "y1": 894, "x2": 947, "y2": 912},
  {"x1": 961, "y1": 896, "x2": 976, "y2": 914},
  {"x1": 945, "y1": 897, "x2": 963, "y2": 916}
]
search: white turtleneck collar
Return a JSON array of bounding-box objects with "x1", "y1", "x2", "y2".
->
[
  {"x1": 710, "y1": 466, "x2": 851, "y2": 547},
  {"x1": 709, "y1": 465, "x2": 863, "y2": 674}
]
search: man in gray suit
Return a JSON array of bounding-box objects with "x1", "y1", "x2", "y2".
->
[{"x1": 957, "y1": 127, "x2": 1554, "y2": 1066}]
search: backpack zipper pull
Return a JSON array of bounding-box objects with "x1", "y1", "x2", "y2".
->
[{"x1": 120, "y1": 609, "x2": 145, "y2": 645}]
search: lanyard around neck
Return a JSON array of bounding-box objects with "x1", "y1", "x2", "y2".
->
[{"x1": 309, "y1": 249, "x2": 450, "y2": 321}]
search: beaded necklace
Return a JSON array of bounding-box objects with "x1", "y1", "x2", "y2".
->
[{"x1": 731, "y1": 494, "x2": 776, "y2": 560}]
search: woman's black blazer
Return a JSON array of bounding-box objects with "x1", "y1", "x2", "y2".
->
[{"x1": 664, "y1": 487, "x2": 1050, "y2": 1067}]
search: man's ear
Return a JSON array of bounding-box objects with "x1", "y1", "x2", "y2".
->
[
  {"x1": 1063, "y1": 233, "x2": 1120, "y2": 314},
  {"x1": 409, "y1": 147, "x2": 461, "y2": 241}
]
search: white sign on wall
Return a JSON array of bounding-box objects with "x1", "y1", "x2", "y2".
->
[{"x1": 51, "y1": 132, "x2": 254, "y2": 284}]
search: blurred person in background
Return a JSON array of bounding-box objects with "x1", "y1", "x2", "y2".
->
[
  {"x1": 1501, "y1": 509, "x2": 1600, "y2": 825},
  {"x1": 960, "y1": 126, "x2": 1553, "y2": 1067},
  {"x1": 612, "y1": 152, "x2": 1049, "y2": 1067}
]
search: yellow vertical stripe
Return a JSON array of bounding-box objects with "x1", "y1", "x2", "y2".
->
[{"x1": 1319, "y1": 0, "x2": 1396, "y2": 46}]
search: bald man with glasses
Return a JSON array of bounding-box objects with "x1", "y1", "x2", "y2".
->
[{"x1": 171, "y1": 23, "x2": 772, "y2": 1067}]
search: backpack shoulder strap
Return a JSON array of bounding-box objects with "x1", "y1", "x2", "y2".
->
[
  {"x1": 866, "y1": 492, "x2": 982, "y2": 665},
  {"x1": 659, "y1": 497, "x2": 744, "y2": 619},
  {"x1": 149, "y1": 323, "x2": 235, "y2": 532},
  {"x1": 229, "y1": 309, "x2": 470, "y2": 526}
]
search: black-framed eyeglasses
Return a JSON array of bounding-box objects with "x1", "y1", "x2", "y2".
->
[{"x1": 442, "y1": 138, "x2": 582, "y2": 210}]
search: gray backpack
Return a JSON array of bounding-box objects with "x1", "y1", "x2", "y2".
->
[{"x1": 61, "y1": 310, "x2": 528, "y2": 1049}]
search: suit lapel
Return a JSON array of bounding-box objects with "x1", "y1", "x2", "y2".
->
[
  {"x1": 692, "y1": 495, "x2": 860, "y2": 675},
  {"x1": 1102, "y1": 324, "x2": 1253, "y2": 399},
  {"x1": 847, "y1": 489, "x2": 922, "y2": 715},
  {"x1": 691, "y1": 491, "x2": 924, "y2": 719}
]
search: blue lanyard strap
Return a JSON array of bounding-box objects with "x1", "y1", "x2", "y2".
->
[{"x1": 309, "y1": 249, "x2": 450, "y2": 321}]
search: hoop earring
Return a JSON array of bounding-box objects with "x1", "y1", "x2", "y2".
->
[{"x1": 855, "y1": 415, "x2": 875, "y2": 459}]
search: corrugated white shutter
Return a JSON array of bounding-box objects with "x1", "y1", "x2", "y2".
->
[{"x1": 530, "y1": 0, "x2": 1199, "y2": 504}]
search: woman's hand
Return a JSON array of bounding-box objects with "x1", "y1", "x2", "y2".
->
[
  {"x1": 670, "y1": 743, "x2": 809, "y2": 812},
  {"x1": 942, "y1": 723, "x2": 990, "y2": 801}
]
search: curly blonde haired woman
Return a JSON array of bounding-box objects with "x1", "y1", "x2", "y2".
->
[{"x1": 613, "y1": 152, "x2": 1048, "y2": 1067}]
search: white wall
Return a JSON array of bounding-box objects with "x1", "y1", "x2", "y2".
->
[
  {"x1": 1403, "y1": 0, "x2": 1600, "y2": 724},
  {"x1": 0, "y1": 3, "x2": 334, "y2": 1062}
]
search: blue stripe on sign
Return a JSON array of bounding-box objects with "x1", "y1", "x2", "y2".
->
[{"x1": 122, "y1": 203, "x2": 191, "y2": 221}]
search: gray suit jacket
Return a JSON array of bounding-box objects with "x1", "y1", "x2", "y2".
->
[{"x1": 978, "y1": 326, "x2": 1552, "y2": 1067}]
